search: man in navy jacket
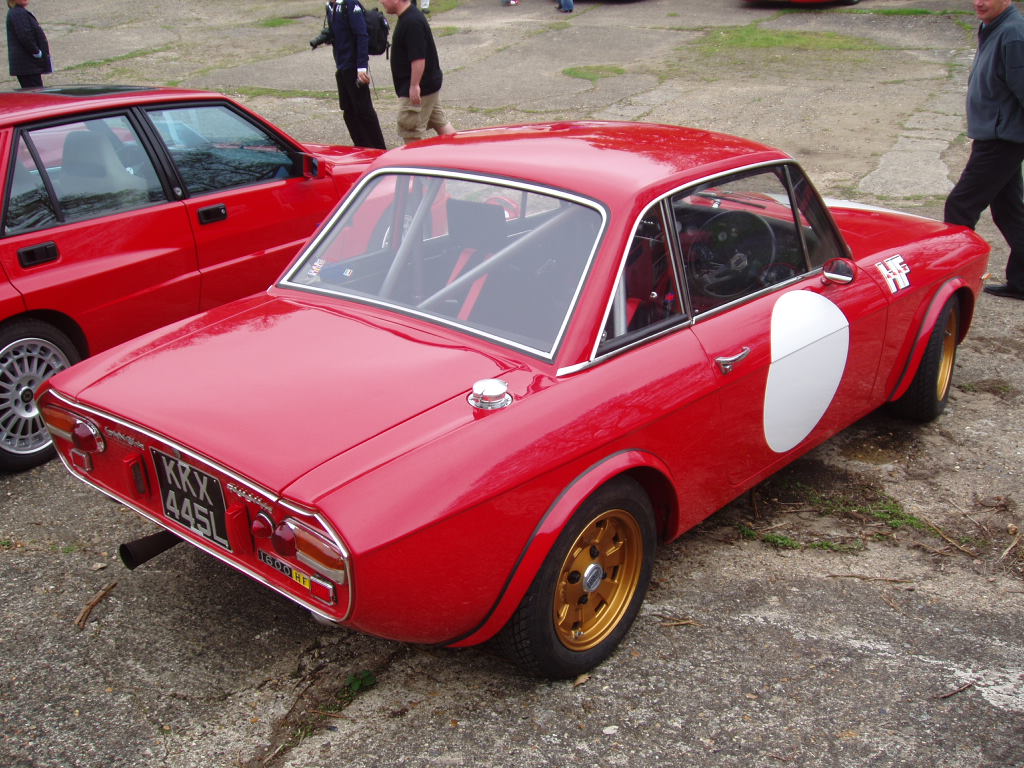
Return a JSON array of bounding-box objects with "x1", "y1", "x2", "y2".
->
[
  {"x1": 314, "y1": 0, "x2": 386, "y2": 150},
  {"x1": 946, "y1": 0, "x2": 1024, "y2": 300}
]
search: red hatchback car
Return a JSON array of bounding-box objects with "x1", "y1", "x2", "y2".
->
[
  {"x1": 0, "y1": 85, "x2": 380, "y2": 472},
  {"x1": 39, "y1": 122, "x2": 988, "y2": 678}
]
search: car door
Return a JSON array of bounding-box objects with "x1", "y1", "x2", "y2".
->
[
  {"x1": 143, "y1": 103, "x2": 341, "y2": 309},
  {"x1": 1, "y1": 112, "x2": 198, "y2": 354},
  {"x1": 676, "y1": 164, "x2": 890, "y2": 486}
]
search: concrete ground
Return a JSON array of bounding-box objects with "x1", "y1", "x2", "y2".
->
[{"x1": 1, "y1": 1, "x2": 1022, "y2": 767}]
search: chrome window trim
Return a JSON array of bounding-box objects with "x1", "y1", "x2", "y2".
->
[
  {"x1": 47, "y1": 389, "x2": 354, "y2": 622},
  {"x1": 583, "y1": 159, "x2": 824, "y2": 369},
  {"x1": 279, "y1": 167, "x2": 608, "y2": 361}
]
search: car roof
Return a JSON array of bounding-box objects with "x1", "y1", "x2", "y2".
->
[
  {"x1": 0, "y1": 85, "x2": 230, "y2": 127},
  {"x1": 372, "y1": 121, "x2": 791, "y2": 209}
]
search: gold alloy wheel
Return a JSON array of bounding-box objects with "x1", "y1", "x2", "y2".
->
[
  {"x1": 552, "y1": 508, "x2": 644, "y2": 652},
  {"x1": 936, "y1": 304, "x2": 959, "y2": 402}
]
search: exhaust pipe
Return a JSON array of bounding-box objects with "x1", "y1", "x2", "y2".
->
[{"x1": 118, "y1": 530, "x2": 183, "y2": 570}]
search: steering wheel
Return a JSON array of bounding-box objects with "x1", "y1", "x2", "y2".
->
[{"x1": 688, "y1": 210, "x2": 776, "y2": 300}]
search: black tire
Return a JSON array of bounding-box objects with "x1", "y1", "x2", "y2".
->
[
  {"x1": 889, "y1": 297, "x2": 959, "y2": 423},
  {"x1": 497, "y1": 477, "x2": 656, "y2": 679},
  {"x1": 0, "y1": 319, "x2": 80, "y2": 472}
]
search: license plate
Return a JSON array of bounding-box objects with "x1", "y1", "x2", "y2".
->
[{"x1": 151, "y1": 449, "x2": 231, "y2": 551}]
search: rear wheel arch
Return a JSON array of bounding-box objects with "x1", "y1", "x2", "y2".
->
[
  {"x1": 495, "y1": 474, "x2": 658, "y2": 678},
  {"x1": 620, "y1": 465, "x2": 676, "y2": 543},
  {"x1": 450, "y1": 453, "x2": 676, "y2": 652}
]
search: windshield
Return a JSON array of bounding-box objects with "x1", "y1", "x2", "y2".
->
[{"x1": 281, "y1": 171, "x2": 604, "y2": 358}]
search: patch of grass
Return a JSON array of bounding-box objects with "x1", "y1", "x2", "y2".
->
[
  {"x1": 563, "y1": 64, "x2": 626, "y2": 82},
  {"x1": 64, "y1": 46, "x2": 172, "y2": 71},
  {"x1": 258, "y1": 17, "x2": 298, "y2": 27},
  {"x1": 790, "y1": 481, "x2": 928, "y2": 531},
  {"x1": 698, "y1": 24, "x2": 884, "y2": 53},
  {"x1": 869, "y1": 499, "x2": 927, "y2": 530},
  {"x1": 738, "y1": 523, "x2": 759, "y2": 541},
  {"x1": 433, "y1": 25, "x2": 460, "y2": 38},
  {"x1": 326, "y1": 669, "x2": 379, "y2": 711},
  {"x1": 959, "y1": 378, "x2": 1020, "y2": 399},
  {"x1": 421, "y1": 0, "x2": 460, "y2": 13},
  {"x1": 0, "y1": 540, "x2": 14, "y2": 549},
  {"x1": 845, "y1": 7, "x2": 973, "y2": 15},
  {"x1": 345, "y1": 669, "x2": 377, "y2": 694},
  {"x1": 737, "y1": 523, "x2": 857, "y2": 553},
  {"x1": 232, "y1": 85, "x2": 336, "y2": 101},
  {"x1": 761, "y1": 533, "x2": 802, "y2": 550},
  {"x1": 809, "y1": 540, "x2": 866, "y2": 553}
]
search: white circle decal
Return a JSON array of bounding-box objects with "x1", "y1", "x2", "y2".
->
[{"x1": 763, "y1": 290, "x2": 850, "y2": 453}]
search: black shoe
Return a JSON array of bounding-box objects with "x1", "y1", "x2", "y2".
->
[{"x1": 983, "y1": 283, "x2": 1024, "y2": 300}]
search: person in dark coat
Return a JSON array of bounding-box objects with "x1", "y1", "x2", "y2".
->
[
  {"x1": 945, "y1": 0, "x2": 1024, "y2": 300},
  {"x1": 311, "y1": 0, "x2": 387, "y2": 150},
  {"x1": 6, "y1": 0, "x2": 51, "y2": 89}
]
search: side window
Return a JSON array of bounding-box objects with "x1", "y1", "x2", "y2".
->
[
  {"x1": 675, "y1": 167, "x2": 808, "y2": 316},
  {"x1": 148, "y1": 105, "x2": 298, "y2": 195},
  {"x1": 4, "y1": 137, "x2": 58, "y2": 235},
  {"x1": 8, "y1": 115, "x2": 164, "y2": 230},
  {"x1": 601, "y1": 202, "x2": 684, "y2": 349}
]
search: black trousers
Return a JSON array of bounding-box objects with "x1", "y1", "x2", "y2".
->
[
  {"x1": 16, "y1": 73, "x2": 43, "y2": 88},
  {"x1": 945, "y1": 138, "x2": 1024, "y2": 291},
  {"x1": 336, "y1": 68, "x2": 386, "y2": 150}
]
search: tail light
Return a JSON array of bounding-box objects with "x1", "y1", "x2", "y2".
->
[
  {"x1": 281, "y1": 518, "x2": 348, "y2": 585},
  {"x1": 41, "y1": 405, "x2": 105, "y2": 469},
  {"x1": 41, "y1": 404, "x2": 104, "y2": 451},
  {"x1": 250, "y1": 504, "x2": 349, "y2": 586}
]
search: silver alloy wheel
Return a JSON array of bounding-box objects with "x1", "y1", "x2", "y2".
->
[{"x1": 0, "y1": 336, "x2": 72, "y2": 456}]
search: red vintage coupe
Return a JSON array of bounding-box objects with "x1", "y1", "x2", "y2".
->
[
  {"x1": 0, "y1": 85, "x2": 379, "y2": 472},
  {"x1": 39, "y1": 122, "x2": 988, "y2": 678}
]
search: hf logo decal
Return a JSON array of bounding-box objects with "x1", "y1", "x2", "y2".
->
[{"x1": 876, "y1": 254, "x2": 911, "y2": 293}]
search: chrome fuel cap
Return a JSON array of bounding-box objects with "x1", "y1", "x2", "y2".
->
[{"x1": 468, "y1": 379, "x2": 512, "y2": 410}]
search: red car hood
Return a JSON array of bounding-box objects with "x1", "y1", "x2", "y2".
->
[{"x1": 55, "y1": 296, "x2": 511, "y2": 491}]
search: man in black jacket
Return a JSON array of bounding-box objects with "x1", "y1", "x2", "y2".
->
[
  {"x1": 381, "y1": 0, "x2": 454, "y2": 144},
  {"x1": 313, "y1": 0, "x2": 386, "y2": 150},
  {"x1": 6, "y1": 0, "x2": 50, "y2": 89},
  {"x1": 945, "y1": 0, "x2": 1024, "y2": 300}
]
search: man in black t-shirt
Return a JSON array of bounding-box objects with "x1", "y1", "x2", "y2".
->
[{"x1": 381, "y1": 0, "x2": 455, "y2": 144}]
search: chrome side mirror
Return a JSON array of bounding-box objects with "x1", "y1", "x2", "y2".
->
[{"x1": 821, "y1": 257, "x2": 855, "y2": 285}]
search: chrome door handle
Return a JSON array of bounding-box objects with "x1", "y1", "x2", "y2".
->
[{"x1": 716, "y1": 346, "x2": 750, "y2": 374}]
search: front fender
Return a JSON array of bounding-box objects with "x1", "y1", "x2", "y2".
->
[
  {"x1": 887, "y1": 278, "x2": 973, "y2": 402},
  {"x1": 447, "y1": 448, "x2": 672, "y2": 648}
]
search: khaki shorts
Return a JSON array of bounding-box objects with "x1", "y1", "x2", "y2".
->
[{"x1": 397, "y1": 91, "x2": 450, "y2": 143}]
